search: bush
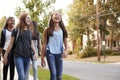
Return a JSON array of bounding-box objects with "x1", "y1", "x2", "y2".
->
[
  {"x1": 79, "y1": 46, "x2": 97, "y2": 58},
  {"x1": 100, "y1": 49, "x2": 112, "y2": 56},
  {"x1": 111, "y1": 52, "x2": 120, "y2": 56}
]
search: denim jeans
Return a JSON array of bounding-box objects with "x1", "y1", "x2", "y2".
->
[
  {"x1": 31, "y1": 40, "x2": 38, "y2": 80},
  {"x1": 46, "y1": 50, "x2": 63, "y2": 80},
  {"x1": 32, "y1": 60, "x2": 38, "y2": 80},
  {"x1": 14, "y1": 57, "x2": 30, "y2": 80}
]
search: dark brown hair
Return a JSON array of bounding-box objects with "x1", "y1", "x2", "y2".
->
[
  {"x1": 4, "y1": 17, "x2": 14, "y2": 29},
  {"x1": 32, "y1": 20, "x2": 39, "y2": 40},
  {"x1": 47, "y1": 12, "x2": 68, "y2": 41}
]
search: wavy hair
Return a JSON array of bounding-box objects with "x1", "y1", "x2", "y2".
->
[{"x1": 16, "y1": 13, "x2": 32, "y2": 32}]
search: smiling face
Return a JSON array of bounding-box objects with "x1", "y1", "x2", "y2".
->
[
  {"x1": 7, "y1": 17, "x2": 15, "y2": 28},
  {"x1": 52, "y1": 12, "x2": 62, "y2": 23},
  {"x1": 25, "y1": 15, "x2": 31, "y2": 26}
]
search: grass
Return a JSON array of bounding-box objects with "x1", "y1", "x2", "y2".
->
[{"x1": 30, "y1": 67, "x2": 79, "y2": 80}]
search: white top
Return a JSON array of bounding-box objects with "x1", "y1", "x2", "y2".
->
[{"x1": 3, "y1": 29, "x2": 12, "y2": 50}]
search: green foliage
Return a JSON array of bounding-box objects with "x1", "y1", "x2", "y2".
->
[
  {"x1": 68, "y1": 50, "x2": 73, "y2": 55},
  {"x1": 100, "y1": 49, "x2": 112, "y2": 55},
  {"x1": 111, "y1": 52, "x2": 120, "y2": 56},
  {"x1": 79, "y1": 46, "x2": 97, "y2": 58},
  {"x1": 67, "y1": 0, "x2": 120, "y2": 51},
  {"x1": 30, "y1": 67, "x2": 79, "y2": 80},
  {"x1": 86, "y1": 40, "x2": 92, "y2": 47},
  {"x1": 0, "y1": 16, "x2": 7, "y2": 30},
  {"x1": 73, "y1": 38, "x2": 81, "y2": 53},
  {"x1": 14, "y1": 6, "x2": 26, "y2": 17},
  {"x1": 14, "y1": 0, "x2": 56, "y2": 33}
]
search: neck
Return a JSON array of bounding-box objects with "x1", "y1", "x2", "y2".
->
[
  {"x1": 24, "y1": 26, "x2": 29, "y2": 30},
  {"x1": 54, "y1": 24, "x2": 60, "y2": 30},
  {"x1": 54, "y1": 23, "x2": 59, "y2": 28}
]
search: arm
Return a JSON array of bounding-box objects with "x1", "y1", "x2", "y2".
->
[
  {"x1": 31, "y1": 40, "x2": 37, "y2": 54},
  {"x1": 37, "y1": 33, "x2": 42, "y2": 56},
  {"x1": 62, "y1": 37, "x2": 69, "y2": 58},
  {"x1": 31, "y1": 40, "x2": 37, "y2": 60},
  {"x1": 38, "y1": 39, "x2": 42, "y2": 56},
  {"x1": 3, "y1": 36, "x2": 15, "y2": 64},
  {"x1": 64, "y1": 37, "x2": 68, "y2": 51},
  {"x1": 41, "y1": 29, "x2": 47, "y2": 67}
]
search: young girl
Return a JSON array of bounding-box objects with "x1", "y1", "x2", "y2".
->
[
  {"x1": 3, "y1": 13, "x2": 37, "y2": 80},
  {"x1": 31, "y1": 20, "x2": 41, "y2": 80},
  {"x1": 41, "y1": 11, "x2": 68, "y2": 80},
  {"x1": 0, "y1": 17, "x2": 15, "y2": 80}
]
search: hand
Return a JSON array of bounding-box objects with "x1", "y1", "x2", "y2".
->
[
  {"x1": 33, "y1": 54, "x2": 37, "y2": 61},
  {"x1": 62, "y1": 50, "x2": 68, "y2": 58},
  {"x1": 3, "y1": 55, "x2": 8, "y2": 65},
  {"x1": 41, "y1": 58, "x2": 46, "y2": 67}
]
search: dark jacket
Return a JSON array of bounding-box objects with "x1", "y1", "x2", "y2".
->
[{"x1": 0, "y1": 28, "x2": 6, "y2": 49}]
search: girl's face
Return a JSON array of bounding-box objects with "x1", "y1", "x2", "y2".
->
[
  {"x1": 25, "y1": 15, "x2": 31, "y2": 25},
  {"x1": 52, "y1": 12, "x2": 62, "y2": 23},
  {"x1": 8, "y1": 18, "x2": 15, "y2": 27}
]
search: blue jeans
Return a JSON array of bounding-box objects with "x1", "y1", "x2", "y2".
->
[
  {"x1": 14, "y1": 57, "x2": 30, "y2": 80},
  {"x1": 46, "y1": 50, "x2": 63, "y2": 80},
  {"x1": 32, "y1": 60, "x2": 38, "y2": 80}
]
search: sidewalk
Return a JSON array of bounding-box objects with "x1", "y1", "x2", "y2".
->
[{"x1": 0, "y1": 61, "x2": 34, "y2": 80}]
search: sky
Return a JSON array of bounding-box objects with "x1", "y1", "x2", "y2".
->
[{"x1": 0, "y1": 0, "x2": 73, "y2": 25}]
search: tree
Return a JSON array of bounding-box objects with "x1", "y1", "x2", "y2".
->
[
  {"x1": 0, "y1": 16, "x2": 7, "y2": 30},
  {"x1": 14, "y1": 0, "x2": 56, "y2": 33},
  {"x1": 67, "y1": 0, "x2": 96, "y2": 52},
  {"x1": 99, "y1": 0, "x2": 120, "y2": 50}
]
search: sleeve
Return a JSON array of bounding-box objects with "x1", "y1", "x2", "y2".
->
[
  {"x1": 0, "y1": 30, "x2": 5, "y2": 48},
  {"x1": 11, "y1": 28, "x2": 16, "y2": 37}
]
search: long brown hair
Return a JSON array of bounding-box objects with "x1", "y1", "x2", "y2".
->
[
  {"x1": 16, "y1": 13, "x2": 32, "y2": 32},
  {"x1": 47, "y1": 12, "x2": 68, "y2": 41},
  {"x1": 32, "y1": 20, "x2": 39, "y2": 40}
]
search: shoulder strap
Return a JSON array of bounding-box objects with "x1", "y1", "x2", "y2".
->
[
  {"x1": 3, "y1": 28, "x2": 6, "y2": 36},
  {"x1": 29, "y1": 30, "x2": 32, "y2": 45},
  {"x1": 15, "y1": 28, "x2": 19, "y2": 41}
]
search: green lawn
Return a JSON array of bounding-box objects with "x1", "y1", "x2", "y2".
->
[{"x1": 30, "y1": 67, "x2": 80, "y2": 80}]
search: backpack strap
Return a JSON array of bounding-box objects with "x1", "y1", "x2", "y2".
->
[
  {"x1": 3, "y1": 28, "x2": 6, "y2": 36},
  {"x1": 15, "y1": 28, "x2": 19, "y2": 42},
  {"x1": 29, "y1": 30, "x2": 32, "y2": 45}
]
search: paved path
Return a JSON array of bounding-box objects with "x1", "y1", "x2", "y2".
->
[
  {"x1": 63, "y1": 60, "x2": 120, "y2": 80},
  {"x1": 1, "y1": 58, "x2": 120, "y2": 80},
  {"x1": 37, "y1": 59, "x2": 120, "y2": 80}
]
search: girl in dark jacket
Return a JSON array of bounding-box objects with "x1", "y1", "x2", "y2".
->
[{"x1": 0, "y1": 17, "x2": 15, "y2": 80}]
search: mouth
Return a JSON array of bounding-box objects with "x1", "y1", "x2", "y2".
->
[{"x1": 55, "y1": 17, "x2": 60, "y2": 20}]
